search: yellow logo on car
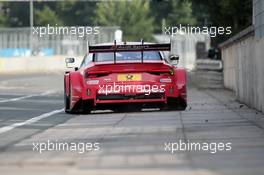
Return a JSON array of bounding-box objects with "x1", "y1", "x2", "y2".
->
[{"x1": 117, "y1": 74, "x2": 142, "y2": 81}]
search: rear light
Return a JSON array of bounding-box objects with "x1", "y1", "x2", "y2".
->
[
  {"x1": 149, "y1": 68, "x2": 174, "y2": 76},
  {"x1": 160, "y1": 78, "x2": 172, "y2": 83},
  {"x1": 85, "y1": 71, "x2": 110, "y2": 78},
  {"x1": 87, "y1": 80, "x2": 99, "y2": 85},
  {"x1": 149, "y1": 72, "x2": 171, "y2": 76},
  {"x1": 86, "y1": 74, "x2": 97, "y2": 78}
]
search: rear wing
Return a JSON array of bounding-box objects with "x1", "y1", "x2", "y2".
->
[
  {"x1": 89, "y1": 43, "x2": 171, "y2": 53},
  {"x1": 88, "y1": 40, "x2": 171, "y2": 63}
]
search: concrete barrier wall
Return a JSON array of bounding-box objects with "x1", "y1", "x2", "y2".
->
[
  {"x1": 0, "y1": 56, "x2": 83, "y2": 74},
  {"x1": 220, "y1": 27, "x2": 264, "y2": 112}
]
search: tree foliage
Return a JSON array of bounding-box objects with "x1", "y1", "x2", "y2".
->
[
  {"x1": 55, "y1": 1, "x2": 96, "y2": 26},
  {"x1": 94, "y1": 0, "x2": 154, "y2": 41},
  {"x1": 150, "y1": 0, "x2": 197, "y2": 32},
  {"x1": 167, "y1": 0, "x2": 196, "y2": 26},
  {"x1": 0, "y1": 2, "x2": 30, "y2": 27},
  {"x1": 35, "y1": 5, "x2": 63, "y2": 25},
  {"x1": 0, "y1": 10, "x2": 7, "y2": 27},
  {"x1": 192, "y1": 0, "x2": 252, "y2": 33},
  {"x1": 191, "y1": 0, "x2": 252, "y2": 45}
]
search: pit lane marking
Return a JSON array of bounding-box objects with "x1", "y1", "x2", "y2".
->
[
  {"x1": 0, "y1": 108, "x2": 64, "y2": 134},
  {"x1": 0, "y1": 90, "x2": 56, "y2": 103}
]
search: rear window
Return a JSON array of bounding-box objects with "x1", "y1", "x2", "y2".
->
[{"x1": 94, "y1": 51, "x2": 161, "y2": 62}]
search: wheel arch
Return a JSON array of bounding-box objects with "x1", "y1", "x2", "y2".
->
[
  {"x1": 65, "y1": 71, "x2": 84, "y2": 110},
  {"x1": 174, "y1": 68, "x2": 187, "y2": 101}
]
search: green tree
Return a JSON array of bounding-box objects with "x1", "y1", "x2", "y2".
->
[
  {"x1": 35, "y1": 5, "x2": 63, "y2": 25},
  {"x1": 192, "y1": 0, "x2": 251, "y2": 33},
  {"x1": 0, "y1": 16, "x2": 7, "y2": 27},
  {"x1": 0, "y1": 3, "x2": 7, "y2": 26},
  {"x1": 55, "y1": 1, "x2": 96, "y2": 26},
  {"x1": 191, "y1": 0, "x2": 252, "y2": 45},
  {"x1": 218, "y1": 0, "x2": 251, "y2": 33},
  {"x1": 150, "y1": 0, "x2": 173, "y2": 33},
  {"x1": 0, "y1": 10, "x2": 7, "y2": 27},
  {"x1": 168, "y1": 0, "x2": 196, "y2": 26},
  {"x1": 94, "y1": 0, "x2": 154, "y2": 41},
  {"x1": 191, "y1": 1, "x2": 210, "y2": 26},
  {"x1": 2, "y1": 2, "x2": 30, "y2": 27}
]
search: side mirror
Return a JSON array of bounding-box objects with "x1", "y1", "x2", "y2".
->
[
  {"x1": 169, "y1": 55, "x2": 179, "y2": 61},
  {"x1": 169, "y1": 55, "x2": 180, "y2": 65},
  {"x1": 65, "y1": 58, "x2": 75, "y2": 68}
]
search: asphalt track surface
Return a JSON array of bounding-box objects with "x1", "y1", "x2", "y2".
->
[{"x1": 0, "y1": 73, "x2": 264, "y2": 175}]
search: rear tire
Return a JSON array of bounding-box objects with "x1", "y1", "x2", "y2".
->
[
  {"x1": 162, "y1": 97, "x2": 187, "y2": 111},
  {"x1": 64, "y1": 81, "x2": 78, "y2": 114},
  {"x1": 64, "y1": 82, "x2": 71, "y2": 113},
  {"x1": 81, "y1": 100, "x2": 92, "y2": 114}
]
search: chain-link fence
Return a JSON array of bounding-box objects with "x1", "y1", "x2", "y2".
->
[{"x1": 0, "y1": 26, "x2": 119, "y2": 57}]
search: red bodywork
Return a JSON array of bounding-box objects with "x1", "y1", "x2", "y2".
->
[{"x1": 64, "y1": 43, "x2": 187, "y2": 113}]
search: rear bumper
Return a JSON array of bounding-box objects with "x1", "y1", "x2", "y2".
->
[
  {"x1": 97, "y1": 92, "x2": 164, "y2": 100},
  {"x1": 95, "y1": 92, "x2": 166, "y2": 104},
  {"x1": 96, "y1": 93, "x2": 166, "y2": 104},
  {"x1": 83, "y1": 92, "x2": 185, "y2": 107},
  {"x1": 80, "y1": 81, "x2": 186, "y2": 107},
  {"x1": 96, "y1": 98, "x2": 166, "y2": 104},
  {"x1": 81, "y1": 95, "x2": 186, "y2": 111}
]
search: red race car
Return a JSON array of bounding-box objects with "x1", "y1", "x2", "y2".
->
[{"x1": 64, "y1": 41, "x2": 187, "y2": 113}]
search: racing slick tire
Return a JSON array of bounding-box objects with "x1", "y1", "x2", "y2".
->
[
  {"x1": 64, "y1": 81, "x2": 86, "y2": 114},
  {"x1": 64, "y1": 81, "x2": 71, "y2": 113}
]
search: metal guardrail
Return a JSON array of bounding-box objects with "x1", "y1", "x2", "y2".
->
[{"x1": 0, "y1": 26, "x2": 119, "y2": 57}]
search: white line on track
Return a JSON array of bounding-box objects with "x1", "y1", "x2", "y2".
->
[
  {"x1": 0, "y1": 108, "x2": 64, "y2": 134},
  {"x1": 0, "y1": 90, "x2": 57, "y2": 103}
]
